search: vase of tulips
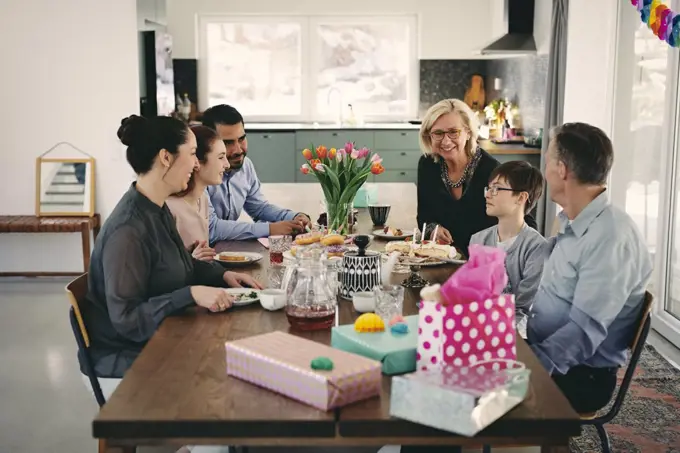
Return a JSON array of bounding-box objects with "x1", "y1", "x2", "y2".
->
[{"x1": 300, "y1": 142, "x2": 385, "y2": 234}]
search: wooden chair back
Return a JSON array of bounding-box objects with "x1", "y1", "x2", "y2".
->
[
  {"x1": 630, "y1": 291, "x2": 654, "y2": 351},
  {"x1": 66, "y1": 273, "x2": 90, "y2": 346}
]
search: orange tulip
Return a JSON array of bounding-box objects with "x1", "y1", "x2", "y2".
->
[
  {"x1": 370, "y1": 163, "x2": 385, "y2": 175},
  {"x1": 316, "y1": 145, "x2": 328, "y2": 159},
  {"x1": 302, "y1": 148, "x2": 313, "y2": 160},
  {"x1": 329, "y1": 147, "x2": 337, "y2": 159},
  {"x1": 310, "y1": 159, "x2": 322, "y2": 169}
]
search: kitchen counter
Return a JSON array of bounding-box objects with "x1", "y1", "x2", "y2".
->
[{"x1": 479, "y1": 140, "x2": 542, "y2": 155}]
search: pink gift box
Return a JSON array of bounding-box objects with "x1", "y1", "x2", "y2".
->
[{"x1": 225, "y1": 331, "x2": 382, "y2": 411}]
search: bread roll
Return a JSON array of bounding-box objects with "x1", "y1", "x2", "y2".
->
[
  {"x1": 294, "y1": 232, "x2": 323, "y2": 245},
  {"x1": 321, "y1": 234, "x2": 344, "y2": 246}
]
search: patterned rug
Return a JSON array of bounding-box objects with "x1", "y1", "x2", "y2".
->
[{"x1": 570, "y1": 345, "x2": 680, "y2": 453}]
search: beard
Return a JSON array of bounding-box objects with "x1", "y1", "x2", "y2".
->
[{"x1": 227, "y1": 152, "x2": 247, "y2": 170}]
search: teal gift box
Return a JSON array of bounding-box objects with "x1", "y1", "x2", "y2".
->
[
  {"x1": 353, "y1": 184, "x2": 378, "y2": 208},
  {"x1": 331, "y1": 315, "x2": 418, "y2": 375}
]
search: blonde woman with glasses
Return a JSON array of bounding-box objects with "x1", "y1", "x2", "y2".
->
[{"x1": 416, "y1": 98, "x2": 537, "y2": 257}]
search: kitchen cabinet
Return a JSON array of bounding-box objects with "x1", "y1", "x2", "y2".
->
[
  {"x1": 245, "y1": 128, "x2": 541, "y2": 185},
  {"x1": 374, "y1": 130, "x2": 420, "y2": 150},
  {"x1": 247, "y1": 132, "x2": 297, "y2": 183},
  {"x1": 380, "y1": 169, "x2": 419, "y2": 183}
]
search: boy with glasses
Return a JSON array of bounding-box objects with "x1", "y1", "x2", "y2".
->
[{"x1": 470, "y1": 161, "x2": 547, "y2": 334}]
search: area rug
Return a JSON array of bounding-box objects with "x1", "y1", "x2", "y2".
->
[{"x1": 570, "y1": 345, "x2": 680, "y2": 453}]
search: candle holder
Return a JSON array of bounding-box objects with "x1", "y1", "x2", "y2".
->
[{"x1": 401, "y1": 265, "x2": 430, "y2": 288}]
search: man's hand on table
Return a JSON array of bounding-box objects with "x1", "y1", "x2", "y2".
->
[
  {"x1": 224, "y1": 271, "x2": 264, "y2": 290},
  {"x1": 293, "y1": 213, "x2": 311, "y2": 228},
  {"x1": 269, "y1": 220, "x2": 304, "y2": 236}
]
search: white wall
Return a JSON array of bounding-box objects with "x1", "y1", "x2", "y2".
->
[
  {"x1": 0, "y1": 0, "x2": 139, "y2": 273},
  {"x1": 562, "y1": 0, "x2": 619, "y2": 135},
  {"x1": 138, "y1": 0, "x2": 167, "y2": 29},
  {"x1": 166, "y1": 0, "x2": 497, "y2": 60}
]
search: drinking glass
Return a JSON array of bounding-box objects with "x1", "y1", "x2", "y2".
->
[
  {"x1": 374, "y1": 284, "x2": 405, "y2": 324},
  {"x1": 270, "y1": 235, "x2": 292, "y2": 266}
]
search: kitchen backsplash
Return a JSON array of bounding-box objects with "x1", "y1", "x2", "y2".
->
[
  {"x1": 419, "y1": 59, "x2": 487, "y2": 118},
  {"x1": 485, "y1": 55, "x2": 549, "y2": 131},
  {"x1": 419, "y1": 57, "x2": 548, "y2": 131},
  {"x1": 178, "y1": 56, "x2": 548, "y2": 130}
]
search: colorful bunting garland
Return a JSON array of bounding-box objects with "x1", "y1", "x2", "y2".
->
[{"x1": 631, "y1": 0, "x2": 680, "y2": 47}]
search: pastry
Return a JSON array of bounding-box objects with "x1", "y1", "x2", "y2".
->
[
  {"x1": 321, "y1": 233, "x2": 344, "y2": 246},
  {"x1": 325, "y1": 245, "x2": 346, "y2": 258},
  {"x1": 294, "y1": 231, "x2": 323, "y2": 245},
  {"x1": 385, "y1": 241, "x2": 412, "y2": 254},
  {"x1": 413, "y1": 244, "x2": 451, "y2": 259},
  {"x1": 382, "y1": 226, "x2": 403, "y2": 236},
  {"x1": 217, "y1": 254, "x2": 248, "y2": 262}
]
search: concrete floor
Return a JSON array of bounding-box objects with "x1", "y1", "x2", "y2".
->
[{"x1": 3, "y1": 277, "x2": 678, "y2": 453}]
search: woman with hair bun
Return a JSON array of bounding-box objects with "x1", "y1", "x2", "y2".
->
[
  {"x1": 79, "y1": 115, "x2": 262, "y2": 384},
  {"x1": 167, "y1": 125, "x2": 229, "y2": 261}
]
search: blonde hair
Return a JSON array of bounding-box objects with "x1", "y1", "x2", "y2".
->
[{"x1": 419, "y1": 98, "x2": 479, "y2": 161}]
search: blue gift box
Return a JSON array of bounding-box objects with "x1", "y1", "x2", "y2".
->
[{"x1": 331, "y1": 315, "x2": 418, "y2": 375}]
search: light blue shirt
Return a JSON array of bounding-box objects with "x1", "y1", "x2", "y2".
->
[
  {"x1": 527, "y1": 190, "x2": 652, "y2": 375},
  {"x1": 207, "y1": 157, "x2": 296, "y2": 243}
]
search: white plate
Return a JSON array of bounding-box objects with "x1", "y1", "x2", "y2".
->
[
  {"x1": 215, "y1": 252, "x2": 263, "y2": 267},
  {"x1": 372, "y1": 229, "x2": 412, "y2": 241},
  {"x1": 224, "y1": 288, "x2": 261, "y2": 306}
]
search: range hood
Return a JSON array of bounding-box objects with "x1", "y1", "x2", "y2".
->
[{"x1": 481, "y1": 0, "x2": 537, "y2": 55}]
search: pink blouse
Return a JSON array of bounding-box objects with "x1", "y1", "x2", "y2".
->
[{"x1": 166, "y1": 193, "x2": 210, "y2": 248}]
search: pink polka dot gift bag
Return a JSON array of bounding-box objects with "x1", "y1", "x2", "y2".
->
[{"x1": 417, "y1": 244, "x2": 516, "y2": 371}]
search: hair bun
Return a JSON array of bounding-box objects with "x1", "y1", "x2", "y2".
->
[{"x1": 117, "y1": 115, "x2": 148, "y2": 147}]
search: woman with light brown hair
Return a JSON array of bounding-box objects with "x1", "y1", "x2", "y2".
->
[
  {"x1": 167, "y1": 125, "x2": 230, "y2": 261},
  {"x1": 416, "y1": 99, "x2": 536, "y2": 256}
]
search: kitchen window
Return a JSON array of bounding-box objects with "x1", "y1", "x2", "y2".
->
[{"x1": 198, "y1": 15, "x2": 419, "y2": 122}]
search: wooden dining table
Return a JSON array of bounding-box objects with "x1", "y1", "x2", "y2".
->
[{"x1": 93, "y1": 183, "x2": 580, "y2": 452}]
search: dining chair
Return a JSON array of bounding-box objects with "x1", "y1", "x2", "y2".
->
[
  {"x1": 481, "y1": 291, "x2": 654, "y2": 453},
  {"x1": 578, "y1": 291, "x2": 655, "y2": 453},
  {"x1": 67, "y1": 274, "x2": 242, "y2": 453},
  {"x1": 66, "y1": 273, "x2": 107, "y2": 407}
]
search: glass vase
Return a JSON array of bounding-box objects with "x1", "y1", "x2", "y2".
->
[{"x1": 325, "y1": 199, "x2": 352, "y2": 235}]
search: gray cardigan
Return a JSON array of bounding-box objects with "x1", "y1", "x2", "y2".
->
[{"x1": 470, "y1": 224, "x2": 547, "y2": 315}]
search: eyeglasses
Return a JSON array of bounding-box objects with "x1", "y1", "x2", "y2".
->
[
  {"x1": 429, "y1": 129, "x2": 464, "y2": 141},
  {"x1": 484, "y1": 186, "x2": 517, "y2": 197}
]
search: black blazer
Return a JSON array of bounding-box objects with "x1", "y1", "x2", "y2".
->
[{"x1": 416, "y1": 150, "x2": 537, "y2": 256}]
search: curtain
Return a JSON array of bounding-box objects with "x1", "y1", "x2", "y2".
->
[{"x1": 536, "y1": 0, "x2": 569, "y2": 235}]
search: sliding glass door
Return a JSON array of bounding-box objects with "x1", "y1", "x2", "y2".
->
[{"x1": 609, "y1": 1, "x2": 680, "y2": 346}]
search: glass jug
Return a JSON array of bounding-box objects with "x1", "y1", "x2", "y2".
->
[{"x1": 285, "y1": 247, "x2": 337, "y2": 331}]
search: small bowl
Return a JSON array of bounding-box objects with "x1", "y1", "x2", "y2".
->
[
  {"x1": 260, "y1": 289, "x2": 287, "y2": 311},
  {"x1": 353, "y1": 291, "x2": 376, "y2": 313}
]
